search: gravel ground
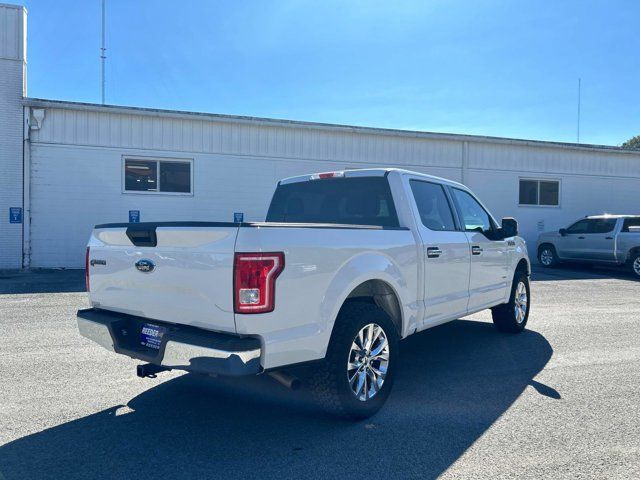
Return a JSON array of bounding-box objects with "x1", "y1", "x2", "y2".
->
[{"x1": 0, "y1": 265, "x2": 638, "y2": 479}]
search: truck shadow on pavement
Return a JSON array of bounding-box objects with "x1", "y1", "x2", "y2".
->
[{"x1": 0, "y1": 319, "x2": 555, "y2": 480}]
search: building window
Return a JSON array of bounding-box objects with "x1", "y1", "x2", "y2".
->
[
  {"x1": 519, "y1": 179, "x2": 559, "y2": 206},
  {"x1": 124, "y1": 158, "x2": 192, "y2": 194}
]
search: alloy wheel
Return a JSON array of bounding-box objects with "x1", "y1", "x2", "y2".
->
[
  {"x1": 633, "y1": 257, "x2": 640, "y2": 277},
  {"x1": 514, "y1": 281, "x2": 528, "y2": 324},
  {"x1": 347, "y1": 323, "x2": 389, "y2": 401},
  {"x1": 540, "y1": 249, "x2": 554, "y2": 266}
]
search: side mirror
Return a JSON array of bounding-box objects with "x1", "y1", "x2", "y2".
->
[
  {"x1": 501, "y1": 217, "x2": 518, "y2": 238},
  {"x1": 559, "y1": 228, "x2": 567, "y2": 236}
]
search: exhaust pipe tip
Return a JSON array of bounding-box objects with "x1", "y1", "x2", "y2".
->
[{"x1": 268, "y1": 370, "x2": 301, "y2": 390}]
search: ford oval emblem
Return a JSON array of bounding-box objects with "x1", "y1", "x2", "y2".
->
[{"x1": 135, "y1": 259, "x2": 155, "y2": 273}]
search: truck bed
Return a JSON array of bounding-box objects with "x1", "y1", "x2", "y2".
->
[{"x1": 87, "y1": 221, "x2": 415, "y2": 364}]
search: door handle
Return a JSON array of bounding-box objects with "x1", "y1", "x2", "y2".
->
[
  {"x1": 471, "y1": 245, "x2": 483, "y2": 255},
  {"x1": 577, "y1": 236, "x2": 585, "y2": 239},
  {"x1": 605, "y1": 236, "x2": 613, "y2": 240},
  {"x1": 426, "y1": 247, "x2": 442, "y2": 258}
]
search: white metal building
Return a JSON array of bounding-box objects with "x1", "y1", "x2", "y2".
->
[{"x1": 1, "y1": 3, "x2": 639, "y2": 269}]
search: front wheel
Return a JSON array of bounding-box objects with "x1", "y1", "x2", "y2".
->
[
  {"x1": 538, "y1": 244, "x2": 558, "y2": 267},
  {"x1": 309, "y1": 302, "x2": 399, "y2": 420},
  {"x1": 491, "y1": 272, "x2": 530, "y2": 333},
  {"x1": 629, "y1": 252, "x2": 640, "y2": 280}
]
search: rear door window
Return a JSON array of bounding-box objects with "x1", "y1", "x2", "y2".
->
[
  {"x1": 266, "y1": 177, "x2": 400, "y2": 227},
  {"x1": 410, "y1": 180, "x2": 456, "y2": 231}
]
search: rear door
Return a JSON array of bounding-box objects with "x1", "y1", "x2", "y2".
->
[
  {"x1": 449, "y1": 187, "x2": 509, "y2": 312},
  {"x1": 87, "y1": 223, "x2": 239, "y2": 333},
  {"x1": 408, "y1": 178, "x2": 471, "y2": 325}
]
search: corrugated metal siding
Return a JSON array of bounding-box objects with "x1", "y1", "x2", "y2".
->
[
  {"x1": 25, "y1": 101, "x2": 640, "y2": 267},
  {"x1": 0, "y1": 4, "x2": 25, "y2": 61},
  {"x1": 31, "y1": 106, "x2": 640, "y2": 178},
  {"x1": 31, "y1": 108, "x2": 464, "y2": 169},
  {"x1": 0, "y1": 4, "x2": 25, "y2": 268},
  {"x1": 469, "y1": 142, "x2": 640, "y2": 178},
  {"x1": 0, "y1": 58, "x2": 23, "y2": 269}
]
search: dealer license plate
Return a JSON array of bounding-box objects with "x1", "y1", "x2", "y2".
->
[{"x1": 140, "y1": 323, "x2": 166, "y2": 350}]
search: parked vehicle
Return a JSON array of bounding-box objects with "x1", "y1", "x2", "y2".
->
[
  {"x1": 537, "y1": 215, "x2": 640, "y2": 279},
  {"x1": 77, "y1": 168, "x2": 531, "y2": 418}
]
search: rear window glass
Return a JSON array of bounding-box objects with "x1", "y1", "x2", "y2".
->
[{"x1": 266, "y1": 177, "x2": 400, "y2": 227}]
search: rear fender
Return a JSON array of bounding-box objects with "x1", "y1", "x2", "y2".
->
[{"x1": 320, "y1": 252, "x2": 414, "y2": 351}]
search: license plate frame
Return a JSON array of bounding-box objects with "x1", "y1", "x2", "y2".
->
[{"x1": 140, "y1": 323, "x2": 166, "y2": 350}]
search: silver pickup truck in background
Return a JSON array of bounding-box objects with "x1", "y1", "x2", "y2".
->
[{"x1": 537, "y1": 215, "x2": 640, "y2": 279}]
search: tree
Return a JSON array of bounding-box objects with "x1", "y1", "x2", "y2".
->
[{"x1": 622, "y1": 135, "x2": 640, "y2": 149}]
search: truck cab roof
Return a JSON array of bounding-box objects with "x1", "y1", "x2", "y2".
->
[
  {"x1": 279, "y1": 167, "x2": 467, "y2": 190},
  {"x1": 585, "y1": 214, "x2": 640, "y2": 219}
]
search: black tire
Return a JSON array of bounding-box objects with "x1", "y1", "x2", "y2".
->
[
  {"x1": 308, "y1": 301, "x2": 399, "y2": 420},
  {"x1": 538, "y1": 244, "x2": 558, "y2": 267},
  {"x1": 629, "y1": 252, "x2": 640, "y2": 280},
  {"x1": 491, "y1": 272, "x2": 530, "y2": 333}
]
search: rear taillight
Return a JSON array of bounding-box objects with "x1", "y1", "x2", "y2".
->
[
  {"x1": 234, "y1": 252, "x2": 284, "y2": 314},
  {"x1": 85, "y1": 247, "x2": 90, "y2": 292}
]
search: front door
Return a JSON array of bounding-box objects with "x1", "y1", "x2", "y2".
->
[
  {"x1": 449, "y1": 187, "x2": 509, "y2": 312},
  {"x1": 558, "y1": 218, "x2": 592, "y2": 259},
  {"x1": 408, "y1": 179, "x2": 471, "y2": 326}
]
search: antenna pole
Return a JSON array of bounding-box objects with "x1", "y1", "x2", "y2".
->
[
  {"x1": 101, "y1": 0, "x2": 106, "y2": 104},
  {"x1": 576, "y1": 78, "x2": 581, "y2": 143}
]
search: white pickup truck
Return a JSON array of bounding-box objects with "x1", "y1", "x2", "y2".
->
[{"x1": 78, "y1": 168, "x2": 531, "y2": 418}]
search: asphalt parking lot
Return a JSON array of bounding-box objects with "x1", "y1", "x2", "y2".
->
[{"x1": 1, "y1": 265, "x2": 639, "y2": 479}]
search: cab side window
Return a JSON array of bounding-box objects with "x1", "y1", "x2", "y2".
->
[
  {"x1": 622, "y1": 218, "x2": 640, "y2": 232},
  {"x1": 566, "y1": 219, "x2": 615, "y2": 234},
  {"x1": 566, "y1": 219, "x2": 591, "y2": 234},
  {"x1": 451, "y1": 188, "x2": 493, "y2": 234},
  {"x1": 591, "y1": 218, "x2": 616, "y2": 234},
  {"x1": 410, "y1": 180, "x2": 456, "y2": 231}
]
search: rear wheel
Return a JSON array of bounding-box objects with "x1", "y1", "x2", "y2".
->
[
  {"x1": 538, "y1": 244, "x2": 558, "y2": 267},
  {"x1": 309, "y1": 302, "x2": 398, "y2": 420},
  {"x1": 491, "y1": 272, "x2": 530, "y2": 333}
]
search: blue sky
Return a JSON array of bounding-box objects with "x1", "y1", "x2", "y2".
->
[{"x1": 22, "y1": 0, "x2": 640, "y2": 146}]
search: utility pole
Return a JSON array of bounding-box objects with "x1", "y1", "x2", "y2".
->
[
  {"x1": 101, "y1": 0, "x2": 106, "y2": 104},
  {"x1": 576, "y1": 78, "x2": 581, "y2": 143}
]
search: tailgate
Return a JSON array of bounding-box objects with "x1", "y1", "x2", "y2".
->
[{"x1": 87, "y1": 222, "x2": 239, "y2": 333}]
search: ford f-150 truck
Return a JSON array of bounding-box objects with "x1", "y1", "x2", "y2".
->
[
  {"x1": 78, "y1": 168, "x2": 531, "y2": 418},
  {"x1": 537, "y1": 215, "x2": 640, "y2": 279}
]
